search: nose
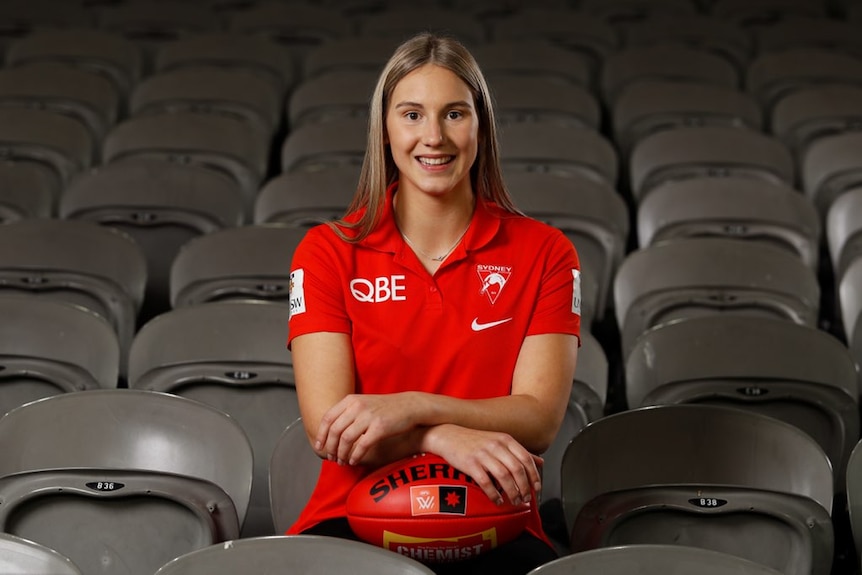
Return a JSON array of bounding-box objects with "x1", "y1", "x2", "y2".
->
[{"x1": 422, "y1": 118, "x2": 445, "y2": 146}]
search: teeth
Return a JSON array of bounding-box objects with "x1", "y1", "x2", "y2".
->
[{"x1": 419, "y1": 156, "x2": 452, "y2": 166}]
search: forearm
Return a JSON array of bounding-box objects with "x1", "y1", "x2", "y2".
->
[
  {"x1": 408, "y1": 391, "x2": 561, "y2": 454},
  {"x1": 410, "y1": 334, "x2": 578, "y2": 454}
]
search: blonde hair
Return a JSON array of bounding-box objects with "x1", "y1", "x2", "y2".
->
[{"x1": 331, "y1": 32, "x2": 519, "y2": 242}]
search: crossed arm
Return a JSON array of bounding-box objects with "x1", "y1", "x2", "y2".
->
[{"x1": 291, "y1": 330, "x2": 578, "y2": 506}]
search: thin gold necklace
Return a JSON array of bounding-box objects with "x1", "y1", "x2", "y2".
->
[{"x1": 399, "y1": 222, "x2": 471, "y2": 262}]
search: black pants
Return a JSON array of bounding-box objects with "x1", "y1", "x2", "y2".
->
[{"x1": 303, "y1": 517, "x2": 558, "y2": 575}]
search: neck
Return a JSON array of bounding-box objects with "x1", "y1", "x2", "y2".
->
[{"x1": 394, "y1": 189, "x2": 475, "y2": 259}]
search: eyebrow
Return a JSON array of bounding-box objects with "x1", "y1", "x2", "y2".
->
[{"x1": 393, "y1": 100, "x2": 473, "y2": 110}]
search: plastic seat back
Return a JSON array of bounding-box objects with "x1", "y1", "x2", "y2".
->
[
  {"x1": 254, "y1": 165, "x2": 358, "y2": 226},
  {"x1": 154, "y1": 535, "x2": 436, "y2": 575},
  {"x1": 0, "y1": 295, "x2": 119, "y2": 415},
  {"x1": 60, "y1": 159, "x2": 244, "y2": 320},
  {"x1": 170, "y1": 224, "x2": 307, "y2": 308},
  {"x1": 0, "y1": 219, "x2": 146, "y2": 373},
  {"x1": 0, "y1": 532, "x2": 82, "y2": 575},
  {"x1": 636, "y1": 176, "x2": 820, "y2": 269},
  {"x1": 528, "y1": 544, "x2": 784, "y2": 575},
  {"x1": 129, "y1": 301, "x2": 297, "y2": 537},
  {"x1": 561, "y1": 404, "x2": 834, "y2": 575},
  {"x1": 626, "y1": 315, "x2": 858, "y2": 490},
  {"x1": 0, "y1": 390, "x2": 253, "y2": 575},
  {"x1": 613, "y1": 237, "x2": 820, "y2": 360},
  {"x1": 269, "y1": 418, "x2": 321, "y2": 535}
]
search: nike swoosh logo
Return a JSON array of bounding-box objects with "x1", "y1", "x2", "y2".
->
[{"x1": 471, "y1": 317, "x2": 513, "y2": 331}]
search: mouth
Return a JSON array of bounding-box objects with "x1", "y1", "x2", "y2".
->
[{"x1": 417, "y1": 156, "x2": 454, "y2": 166}]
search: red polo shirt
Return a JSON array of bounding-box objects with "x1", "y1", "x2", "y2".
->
[{"x1": 286, "y1": 184, "x2": 581, "y2": 544}]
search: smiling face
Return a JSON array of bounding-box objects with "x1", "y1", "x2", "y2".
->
[{"x1": 385, "y1": 64, "x2": 480, "y2": 201}]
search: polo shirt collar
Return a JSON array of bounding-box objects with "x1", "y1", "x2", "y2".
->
[{"x1": 360, "y1": 182, "x2": 501, "y2": 257}]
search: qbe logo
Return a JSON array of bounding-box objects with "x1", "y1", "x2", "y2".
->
[{"x1": 350, "y1": 275, "x2": 407, "y2": 303}]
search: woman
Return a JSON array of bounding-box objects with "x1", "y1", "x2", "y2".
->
[{"x1": 287, "y1": 32, "x2": 581, "y2": 574}]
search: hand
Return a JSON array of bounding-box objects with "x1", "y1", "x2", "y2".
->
[
  {"x1": 315, "y1": 392, "x2": 422, "y2": 466},
  {"x1": 424, "y1": 424, "x2": 543, "y2": 507}
]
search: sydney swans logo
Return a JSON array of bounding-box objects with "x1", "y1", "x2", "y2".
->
[{"x1": 476, "y1": 265, "x2": 511, "y2": 305}]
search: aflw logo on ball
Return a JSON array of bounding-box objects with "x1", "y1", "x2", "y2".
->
[{"x1": 410, "y1": 485, "x2": 467, "y2": 516}]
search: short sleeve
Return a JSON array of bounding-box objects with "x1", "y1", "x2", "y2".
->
[
  {"x1": 525, "y1": 229, "x2": 582, "y2": 344},
  {"x1": 287, "y1": 225, "x2": 352, "y2": 347}
]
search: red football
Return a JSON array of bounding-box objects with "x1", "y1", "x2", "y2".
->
[{"x1": 346, "y1": 453, "x2": 531, "y2": 564}]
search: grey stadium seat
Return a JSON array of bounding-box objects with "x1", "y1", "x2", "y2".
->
[
  {"x1": 473, "y1": 41, "x2": 592, "y2": 89},
  {"x1": 129, "y1": 301, "x2": 297, "y2": 538},
  {"x1": 711, "y1": 0, "x2": 826, "y2": 27},
  {"x1": 0, "y1": 532, "x2": 82, "y2": 575},
  {"x1": 0, "y1": 63, "x2": 120, "y2": 147},
  {"x1": 153, "y1": 32, "x2": 296, "y2": 99},
  {"x1": 626, "y1": 315, "x2": 859, "y2": 491},
  {"x1": 491, "y1": 74, "x2": 601, "y2": 131},
  {"x1": 0, "y1": 218, "x2": 146, "y2": 371},
  {"x1": 539, "y1": 331, "x2": 608, "y2": 548},
  {"x1": 561, "y1": 404, "x2": 834, "y2": 575},
  {"x1": 130, "y1": 66, "x2": 283, "y2": 139},
  {"x1": 612, "y1": 80, "x2": 762, "y2": 159},
  {"x1": 771, "y1": 85, "x2": 862, "y2": 162},
  {"x1": 613, "y1": 237, "x2": 820, "y2": 361},
  {"x1": 254, "y1": 165, "x2": 359, "y2": 226},
  {"x1": 102, "y1": 112, "x2": 270, "y2": 218},
  {"x1": 845, "y1": 438, "x2": 862, "y2": 568},
  {"x1": 96, "y1": 2, "x2": 222, "y2": 70},
  {"x1": 0, "y1": 0, "x2": 92, "y2": 39},
  {"x1": 287, "y1": 69, "x2": 376, "y2": 129},
  {"x1": 601, "y1": 44, "x2": 739, "y2": 109},
  {"x1": 227, "y1": 2, "x2": 352, "y2": 63},
  {"x1": 618, "y1": 14, "x2": 752, "y2": 75},
  {"x1": 636, "y1": 176, "x2": 820, "y2": 270},
  {"x1": 170, "y1": 224, "x2": 307, "y2": 308},
  {"x1": 280, "y1": 118, "x2": 367, "y2": 174},
  {"x1": 498, "y1": 123, "x2": 618, "y2": 186},
  {"x1": 357, "y1": 8, "x2": 485, "y2": 46},
  {"x1": 802, "y1": 131, "x2": 862, "y2": 219},
  {"x1": 504, "y1": 170, "x2": 629, "y2": 322},
  {"x1": 745, "y1": 48, "x2": 862, "y2": 116},
  {"x1": 4, "y1": 29, "x2": 143, "y2": 99},
  {"x1": 0, "y1": 296, "x2": 119, "y2": 416},
  {"x1": 0, "y1": 107, "x2": 94, "y2": 188},
  {"x1": 59, "y1": 159, "x2": 245, "y2": 320},
  {"x1": 827, "y1": 187, "x2": 862, "y2": 287},
  {"x1": 269, "y1": 417, "x2": 321, "y2": 535},
  {"x1": 839, "y1": 258, "x2": 862, "y2": 377},
  {"x1": 629, "y1": 125, "x2": 794, "y2": 202},
  {"x1": 490, "y1": 9, "x2": 618, "y2": 78},
  {"x1": 0, "y1": 162, "x2": 56, "y2": 222},
  {"x1": 578, "y1": 0, "x2": 698, "y2": 22},
  {"x1": 302, "y1": 37, "x2": 398, "y2": 79},
  {"x1": 154, "y1": 535, "x2": 436, "y2": 575},
  {"x1": 528, "y1": 544, "x2": 783, "y2": 575},
  {"x1": 755, "y1": 17, "x2": 862, "y2": 60},
  {"x1": 0, "y1": 390, "x2": 253, "y2": 575}
]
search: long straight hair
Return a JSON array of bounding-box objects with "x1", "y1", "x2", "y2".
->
[{"x1": 330, "y1": 32, "x2": 520, "y2": 242}]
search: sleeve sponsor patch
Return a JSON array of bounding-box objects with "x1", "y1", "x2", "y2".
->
[
  {"x1": 571, "y1": 269, "x2": 581, "y2": 316},
  {"x1": 289, "y1": 268, "x2": 306, "y2": 317}
]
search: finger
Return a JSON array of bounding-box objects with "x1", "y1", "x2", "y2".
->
[
  {"x1": 529, "y1": 454, "x2": 544, "y2": 494},
  {"x1": 335, "y1": 419, "x2": 368, "y2": 464},
  {"x1": 315, "y1": 401, "x2": 349, "y2": 455},
  {"x1": 347, "y1": 421, "x2": 384, "y2": 466},
  {"x1": 322, "y1": 408, "x2": 358, "y2": 462},
  {"x1": 457, "y1": 460, "x2": 503, "y2": 505},
  {"x1": 483, "y1": 451, "x2": 529, "y2": 506}
]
